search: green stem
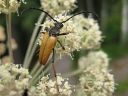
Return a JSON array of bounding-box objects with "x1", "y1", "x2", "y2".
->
[
  {"x1": 30, "y1": 61, "x2": 40, "y2": 76},
  {"x1": 6, "y1": 13, "x2": 13, "y2": 62},
  {"x1": 29, "y1": 64, "x2": 44, "y2": 86},
  {"x1": 31, "y1": 63, "x2": 52, "y2": 86},
  {"x1": 63, "y1": 69, "x2": 83, "y2": 78},
  {"x1": 23, "y1": 13, "x2": 45, "y2": 68}
]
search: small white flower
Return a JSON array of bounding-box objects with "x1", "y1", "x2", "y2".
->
[
  {"x1": 57, "y1": 75, "x2": 64, "y2": 85},
  {"x1": 49, "y1": 88, "x2": 57, "y2": 94}
]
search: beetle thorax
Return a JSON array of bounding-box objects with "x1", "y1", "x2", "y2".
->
[{"x1": 49, "y1": 22, "x2": 63, "y2": 36}]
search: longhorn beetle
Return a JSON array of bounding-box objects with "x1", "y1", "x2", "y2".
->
[{"x1": 22, "y1": 8, "x2": 98, "y2": 65}]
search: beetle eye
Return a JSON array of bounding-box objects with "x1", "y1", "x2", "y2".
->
[{"x1": 60, "y1": 23, "x2": 63, "y2": 28}]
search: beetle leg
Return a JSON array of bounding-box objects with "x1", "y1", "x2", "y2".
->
[
  {"x1": 52, "y1": 49, "x2": 56, "y2": 77},
  {"x1": 40, "y1": 32, "x2": 45, "y2": 34},
  {"x1": 52, "y1": 49, "x2": 59, "y2": 93},
  {"x1": 52, "y1": 49, "x2": 55, "y2": 64},
  {"x1": 57, "y1": 40, "x2": 65, "y2": 50},
  {"x1": 56, "y1": 32, "x2": 72, "y2": 36}
]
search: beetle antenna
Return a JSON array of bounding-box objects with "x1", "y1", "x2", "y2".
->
[
  {"x1": 61, "y1": 11, "x2": 99, "y2": 23},
  {"x1": 21, "y1": 7, "x2": 58, "y2": 23}
]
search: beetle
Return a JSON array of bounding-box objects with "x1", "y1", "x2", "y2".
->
[{"x1": 22, "y1": 8, "x2": 98, "y2": 65}]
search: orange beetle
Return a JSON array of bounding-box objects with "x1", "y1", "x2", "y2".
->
[
  {"x1": 39, "y1": 21, "x2": 68, "y2": 65},
  {"x1": 23, "y1": 8, "x2": 98, "y2": 65},
  {"x1": 39, "y1": 32, "x2": 57, "y2": 65}
]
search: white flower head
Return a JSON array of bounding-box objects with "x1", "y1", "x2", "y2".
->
[
  {"x1": 78, "y1": 51, "x2": 115, "y2": 96},
  {"x1": 78, "y1": 50, "x2": 109, "y2": 70},
  {"x1": 38, "y1": 12, "x2": 102, "y2": 58},
  {"x1": 35, "y1": 74, "x2": 73, "y2": 96},
  {"x1": 40, "y1": 0, "x2": 76, "y2": 15},
  {"x1": 0, "y1": 63, "x2": 31, "y2": 96},
  {"x1": 0, "y1": 0, "x2": 26, "y2": 14}
]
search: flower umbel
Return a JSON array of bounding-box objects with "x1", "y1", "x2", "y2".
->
[
  {"x1": 78, "y1": 51, "x2": 115, "y2": 96},
  {"x1": 0, "y1": 63, "x2": 31, "y2": 96},
  {"x1": 40, "y1": 0, "x2": 76, "y2": 15},
  {"x1": 0, "y1": 0, "x2": 25, "y2": 14},
  {"x1": 35, "y1": 74, "x2": 73, "y2": 96}
]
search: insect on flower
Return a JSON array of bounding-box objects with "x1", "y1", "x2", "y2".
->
[{"x1": 22, "y1": 8, "x2": 98, "y2": 65}]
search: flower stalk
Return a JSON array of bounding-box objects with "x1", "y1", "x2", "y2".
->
[{"x1": 6, "y1": 12, "x2": 13, "y2": 62}]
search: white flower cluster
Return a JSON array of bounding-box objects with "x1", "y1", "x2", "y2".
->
[
  {"x1": 0, "y1": 0, "x2": 25, "y2": 14},
  {"x1": 0, "y1": 63, "x2": 31, "y2": 96},
  {"x1": 79, "y1": 50, "x2": 109, "y2": 70},
  {"x1": 39, "y1": 13, "x2": 102, "y2": 57},
  {"x1": 78, "y1": 51, "x2": 115, "y2": 96},
  {"x1": 35, "y1": 74, "x2": 73, "y2": 96},
  {"x1": 40, "y1": 0, "x2": 76, "y2": 15}
]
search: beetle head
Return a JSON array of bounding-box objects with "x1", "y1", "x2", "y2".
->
[{"x1": 54, "y1": 22, "x2": 63, "y2": 29}]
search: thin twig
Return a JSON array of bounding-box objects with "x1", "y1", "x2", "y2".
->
[{"x1": 23, "y1": 13, "x2": 45, "y2": 68}]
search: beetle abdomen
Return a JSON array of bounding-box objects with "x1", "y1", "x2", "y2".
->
[{"x1": 39, "y1": 32, "x2": 57, "y2": 65}]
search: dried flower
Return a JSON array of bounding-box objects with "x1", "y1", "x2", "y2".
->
[
  {"x1": 0, "y1": 0, "x2": 25, "y2": 14},
  {"x1": 0, "y1": 26, "x2": 6, "y2": 41},
  {"x1": 78, "y1": 51, "x2": 115, "y2": 96},
  {"x1": 38, "y1": 13, "x2": 102, "y2": 57},
  {"x1": 35, "y1": 74, "x2": 73, "y2": 96},
  {"x1": 1, "y1": 56, "x2": 11, "y2": 64},
  {"x1": 11, "y1": 38, "x2": 18, "y2": 50},
  {"x1": 0, "y1": 43, "x2": 6, "y2": 55},
  {"x1": 0, "y1": 63, "x2": 31, "y2": 96},
  {"x1": 40, "y1": 0, "x2": 76, "y2": 15}
]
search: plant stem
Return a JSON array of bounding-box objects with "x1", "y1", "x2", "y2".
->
[
  {"x1": 23, "y1": 13, "x2": 45, "y2": 68},
  {"x1": 31, "y1": 63, "x2": 52, "y2": 86},
  {"x1": 30, "y1": 61, "x2": 40, "y2": 76},
  {"x1": 29, "y1": 64, "x2": 44, "y2": 86},
  {"x1": 6, "y1": 13, "x2": 13, "y2": 62},
  {"x1": 63, "y1": 69, "x2": 83, "y2": 78}
]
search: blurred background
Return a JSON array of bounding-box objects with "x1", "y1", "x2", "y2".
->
[{"x1": 0, "y1": 0, "x2": 128, "y2": 96}]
